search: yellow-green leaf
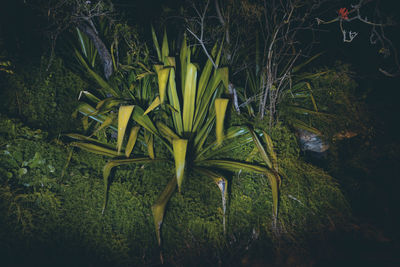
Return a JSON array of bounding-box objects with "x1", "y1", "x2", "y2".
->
[
  {"x1": 125, "y1": 126, "x2": 140, "y2": 158},
  {"x1": 156, "y1": 121, "x2": 179, "y2": 142},
  {"x1": 76, "y1": 103, "x2": 117, "y2": 130},
  {"x1": 131, "y1": 106, "x2": 158, "y2": 135},
  {"x1": 306, "y1": 82, "x2": 319, "y2": 112},
  {"x1": 166, "y1": 57, "x2": 176, "y2": 68},
  {"x1": 151, "y1": 25, "x2": 161, "y2": 61},
  {"x1": 248, "y1": 128, "x2": 272, "y2": 169},
  {"x1": 82, "y1": 116, "x2": 89, "y2": 131},
  {"x1": 218, "y1": 67, "x2": 229, "y2": 91},
  {"x1": 162, "y1": 29, "x2": 169, "y2": 60},
  {"x1": 265, "y1": 171, "x2": 280, "y2": 219},
  {"x1": 117, "y1": 105, "x2": 135, "y2": 154},
  {"x1": 196, "y1": 53, "x2": 214, "y2": 106},
  {"x1": 151, "y1": 176, "x2": 177, "y2": 246},
  {"x1": 199, "y1": 159, "x2": 280, "y2": 218},
  {"x1": 96, "y1": 97, "x2": 124, "y2": 112},
  {"x1": 154, "y1": 64, "x2": 163, "y2": 73},
  {"x1": 182, "y1": 63, "x2": 197, "y2": 133},
  {"x1": 144, "y1": 130, "x2": 155, "y2": 159},
  {"x1": 78, "y1": 90, "x2": 101, "y2": 102},
  {"x1": 172, "y1": 139, "x2": 188, "y2": 191},
  {"x1": 180, "y1": 35, "x2": 188, "y2": 93},
  {"x1": 167, "y1": 68, "x2": 183, "y2": 135},
  {"x1": 70, "y1": 142, "x2": 119, "y2": 157},
  {"x1": 157, "y1": 68, "x2": 170, "y2": 103},
  {"x1": 74, "y1": 48, "x2": 118, "y2": 96},
  {"x1": 144, "y1": 96, "x2": 161, "y2": 115},
  {"x1": 262, "y1": 131, "x2": 278, "y2": 172},
  {"x1": 215, "y1": 98, "x2": 229, "y2": 146},
  {"x1": 89, "y1": 115, "x2": 114, "y2": 137}
]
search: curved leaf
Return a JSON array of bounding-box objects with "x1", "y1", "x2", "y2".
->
[
  {"x1": 70, "y1": 142, "x2": 119, "y2": 157},
  {"x1": 197, "y1": 159, "x2": 279, "y2": 218},
  {"x1": 262, "y1": 131, "x2": 278, "y2": 172},
  {"x1": 117, "y1": 105, "x2": 135, "y2": 154},
  {"x1": 248, "y1": 128, "x2": 273, "y2": 169},
  {"x1": 151, "y1": 176, "x2": 177, "y2": 246}
]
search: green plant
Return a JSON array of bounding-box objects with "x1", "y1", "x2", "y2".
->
[
  {"x1": 236, "y1": 50, "x2": 331, "y2": 135},
  {"x1": 0, "y1": 114, "x2": 350, "y2": 265},
  {"x1": 68, "y1": 30, "x2": 280, "y2": 249}
]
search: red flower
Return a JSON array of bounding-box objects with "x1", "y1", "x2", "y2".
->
[{"x1": 338, "y1": 8, "x2": 349, "y2": 20}]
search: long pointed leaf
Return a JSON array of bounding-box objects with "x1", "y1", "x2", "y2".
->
[
  {"x1": 125, "y1": 126, "x2": 140, "y2": 157},
  {"x1": 182, "y1": 63, "x2": 197, "y2": 133},
  {"x1": 131, "y1": 106, "x2": 158, "y2": 135},
  {"x1": 151, "y1": 25, "x2": 161, "y2": 61},
  {"x1": 157, "y1": 68, "x2": 170, "y2": 103},
  {"x1": 161, "y1": 29, "x2": 169, "y2": 60},
  {"x1": 167, "y1": 68, "x2": 183, "y2": 135},
  {"x1": 70, "y1": 142, "x2": 119, "y2": 157},
  {"x1": 89, "y1": 115, "x2": 114, "y2": 137},
  {"x1": 196, "y1": 44, "x2": 216, "y2": 106},
  {"x1": 172, "y1": 139, "x2": 188, "y2": 191},
  {"x1": 262, "y1": 131, "x2": 278, "y2": 172},
  {"x1": 117, "y1": 105, "x2": 135, "y2": 154},
  {"x1": 248, "y1": 128, "x2": 272, "y2": 169},
  {"x1": 144, "y1": 130, "x2": 155, "y2": 159},
  {"x1": 151, "y1": 176, "x2": 177, "y2": 246},
  {"x1": 144, "y1": 96, "x2": 161, "y2": 115},
  {"x1": 180, "y1": 35, "x2": 188, "y2": 94},
  {"x1": 215, "y1": 98, "x2": 229, "y2": 146},
  {"x1": 74, "y1": 48, "x2": 118, "y2": 96}
]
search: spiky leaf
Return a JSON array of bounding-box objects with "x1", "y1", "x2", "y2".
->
[
  {"x1": 125, "y1": 126, "x2": 140, "y2": 157},
  {"x1": 117, "y1": 105, "x2": 135, "y2": 154},
  {"x1": 144, "y1": 96, "x2": 161, "y2": 115},
  {"x1": 172, "y1": 139, "x2": 188, "y2": 191},
  {"x1": 215, "y1": 98, "x2": 229, "y2": 146},
  {"x1": 151, "y1": 177, "x2": 177, "y2": 246}
]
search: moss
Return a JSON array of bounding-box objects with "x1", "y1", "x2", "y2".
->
[
  {"x1": 0, "y1": 57, "x2": 88, "y2": 136},
  {"x1": 0, "y1": 114, "x2": 350, "y2": 266}
]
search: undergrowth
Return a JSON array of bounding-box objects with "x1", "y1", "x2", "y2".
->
[{"x1": 0, "y1": 114, "x2": 350, "y2": 266}]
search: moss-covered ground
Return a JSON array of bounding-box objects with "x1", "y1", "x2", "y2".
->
[{"x1": 0, "y1": 113, "x2": 354, "y2": 266}]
